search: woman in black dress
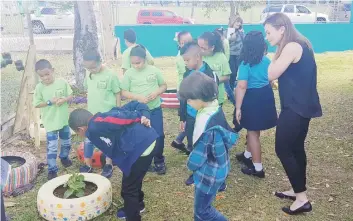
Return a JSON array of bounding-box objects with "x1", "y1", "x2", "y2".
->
[{"x1": 264, "y1": 13, "x2": 322, "y2": 215}]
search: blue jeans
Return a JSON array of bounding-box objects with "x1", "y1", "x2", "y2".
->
[
  {"x1": 224, "y1": 81, "x2": 235, "y2": 105},
  {"x1": 83, "y1": 138, "x2": 95, "y2": 158},
  {"x1": 46, "y1": 125, "x2": 71, "y2": 173},
  {"x1": 150, "y1": 107, "x2": 165, "y2": 165},
  {"x1": 194, "y1": 188, "x2": 227, "y2": 221}
]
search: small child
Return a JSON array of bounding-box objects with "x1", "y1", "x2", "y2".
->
[
  {"x1": 121, "y1": 45, "x2": 167, "y2": 175},
  {"x1": 171, "y1": 31, "x2": 193, "y2": 152},
  {"x1": 178, "y1": 72, "x2": 238, "y2": 221},
  {"x1": 121, "y1": 29, "x2": 154, "y2": 74},
  {"x1": 69, "y1": 101, "x2": 158, "y2": 221},
  {"x1": 33, "y1": 59, "x2": 73, "y2": 180},
  {"x1": 198, "y1": 32, "x2": 232, "y2": 106},
  {"x1": 234, "y1": 31, "x2": 277, "y2": 178},
  {"x1": 177, "y1": 41, "x2": 220, "y2": 185},
  {"x1": 81, "y1": 49, "x2": 121, "y2": 178}
]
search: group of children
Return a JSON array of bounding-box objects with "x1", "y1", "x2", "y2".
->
[{"x1": 34, "y1": 18, "x2": 278, "y2": 219}]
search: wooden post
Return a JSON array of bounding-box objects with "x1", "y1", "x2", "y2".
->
[{"x1": 99, "y1": 1, "x2": 115, "y2": 62}]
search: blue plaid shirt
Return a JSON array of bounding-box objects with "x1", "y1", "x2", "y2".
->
[{"x1": 187, "y1": 125, "x2": 238, "y2": 194}]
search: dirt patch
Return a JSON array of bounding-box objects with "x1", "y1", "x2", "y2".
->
[{"x1": 53, "y1": 181, "x2": 97, "y2": 199}]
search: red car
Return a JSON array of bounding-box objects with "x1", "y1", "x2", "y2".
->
[{"x1": 137, "y1": 9, "x2": 194, "y2": 24}]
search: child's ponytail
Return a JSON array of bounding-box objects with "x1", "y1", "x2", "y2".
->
[{"x1": 199, "y1": 31, "x2": 225, "y2": 54}]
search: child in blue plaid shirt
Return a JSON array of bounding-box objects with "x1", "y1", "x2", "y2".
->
[{"x1": 178, "y1": 72, "x2": 238, "y2": 220}]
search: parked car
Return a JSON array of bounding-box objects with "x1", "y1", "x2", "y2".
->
[
  {"x1": 137, "y1": 9, "x2": 194, "y2": 24},
  {"x1": 260, "y1": 4, "x2": 329, "y2": 23},
  {"x1": 29, "y1": 7, "x2": 74, "y2": 34}
]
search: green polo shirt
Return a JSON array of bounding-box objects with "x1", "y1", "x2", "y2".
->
[
  {"x1": 33, "y1": 78, "x2": 72, "y2": 132},
  {"x1": 121, "y1": 65, "x2": 165, "y2": 110},
  {"x1": 203, "y1": 52, "x2": 231, "y2": 104},
  {"x1": 176, "y1": 53, "x2": 186, "y2": 89},
  {"x1": 84, "y1": 68, "x2": 120, "y2": 114}
]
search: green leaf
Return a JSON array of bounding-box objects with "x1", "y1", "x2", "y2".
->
[
  {"x1": 75, "y1": 189, "x2": 85, "y2": 198},
  {"x1": 64, "y1": 188, "x2": 75, "y2": 199}
]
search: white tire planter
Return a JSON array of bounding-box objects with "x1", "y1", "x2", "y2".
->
[{"x1": 37, "y1": 173, "x2": 112, "y2": 221}]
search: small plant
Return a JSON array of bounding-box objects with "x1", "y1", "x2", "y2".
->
[{"x1": 63, "y1": 173, "x2": 86, "y2": 199}]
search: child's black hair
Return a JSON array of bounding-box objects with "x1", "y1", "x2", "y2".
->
[
  {"x1": 214, "y1": 28, "x2": 225, "y2": 37},
  {"x1": 83, "y1": 49, "x2": 101, "y2": 62},
  {"x1": 180, "y1": 40, "x2": 199, "y2": 56},
  {"x1": 178, "y1": 72, "x2": 218, "y2": 102},
  {"x1": 177, "y1": 31, "x2": 191, "y2": 43},
  {"x1": 239, "y1": 31, "x2": 266, "y2": 67},
  {"x1": 199, "y1": 31, "x2": 224, "y2": 54},
  {"x1": 69, "y1": 108, "x2": 93, "y2": 132},
  {"x1": 130, "y1": 45, "x2": 146, "y2": 59},
  {"x1": 124, "y1": 29, "x2": 136, "y2": 44},
  {"x1": 35, "y1": 59, "x2": 52, "y2": 71}
]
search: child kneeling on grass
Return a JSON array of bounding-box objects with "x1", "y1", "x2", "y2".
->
[
  {"x1": 69, "y1": 101, "x2": 158, "y2": 221},
  {"x1": 178, "y1": 72, "x2": 238, "y2": 221}
]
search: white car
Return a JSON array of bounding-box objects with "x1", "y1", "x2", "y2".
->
[
  {"x1": 260, "y1": 4, "x2": 329, "y2": 23},
  {"x1": 28, "y1": 7, "x2": 74, "y2": 34}
]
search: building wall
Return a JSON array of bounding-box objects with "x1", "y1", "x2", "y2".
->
[{"x1": 115, "y1": 23, "x2": 353, "y2": 57}]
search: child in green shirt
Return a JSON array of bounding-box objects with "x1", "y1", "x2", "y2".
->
[
  {"x1": 121, "y1": 29, "x2": 154, "y2": 74},
  {"x1": 33, "y1": 59, "x2": 73, "y2": 180},
  {"x1": 81, "y1": 49, "x2": 121, "y2": 178},
  {"x1": 121, "y1": 45, "x2": 167, "y2": 175},
  {"x1": 198, "y1": 32, "x2": 232, "y2": 106}
]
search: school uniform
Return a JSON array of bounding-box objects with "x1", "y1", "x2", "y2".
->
[
  {"x1": 203, "y1": 52, "x2": 232, "y2": 105},
  {"x1": 86, "y1": 101, "x2": 158, "y2": 221},
  {"x1": 84, "y1": 68, "x2": 120, "y2": 160},
  {"x1": 121, "y1": 65, "x2": 166, "y2": 166},
  {"x1": 235, "y1": 56, "x2": 277, "y2": 131},
  {"x1": 33, "y1": 79, "x2": 72, "y2": 174},
  {"x1": 275, "y1": 43, "x2": 322, "y2": 193},
  {"x1": 179, "y1": 62, "x2": 219, "y2": 150},
  {"x1": 188, "y1": 100, "x2": 238, "y2": 221}
]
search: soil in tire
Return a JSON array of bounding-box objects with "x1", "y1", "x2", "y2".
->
[{"x1": 53, "y1": 182, "x2": 98, "y2": 199}]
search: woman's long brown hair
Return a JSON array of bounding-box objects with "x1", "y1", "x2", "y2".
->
[{"x1": 264, "y1": 13, "x2": 312, "y2": 60}]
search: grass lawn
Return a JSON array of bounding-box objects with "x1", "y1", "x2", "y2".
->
[{"x1": 2, "y1": 51, "x2": 353, "y2": 221}]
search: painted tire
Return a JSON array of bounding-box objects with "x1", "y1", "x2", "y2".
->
[
  {"x1": 161, "y1": 90, "x2": 180, "y2": 109},
  {"x1": 37, "y1": 173, "x2": 112, "y2": 221},
  {"x1": 77, "y1": 143, "x2": 106, "y2": 168},
  {"x1": 1, "y1": 151, "x2": 38, "y2": 196}
]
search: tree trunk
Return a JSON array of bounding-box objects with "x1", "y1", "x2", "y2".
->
[
  {"x1": 230, "y1": 1, "x2": 236, "y2": 17},
  {"x1": 73, "y1": 1, "x2": 99, "y2": 91},
  {"x1": 191, "y1": 2, "x2": 196, "y2": 18}
]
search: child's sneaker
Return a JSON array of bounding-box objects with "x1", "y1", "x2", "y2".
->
[
  {"x1": 147, "y1": 165, "x2": 155, "y2": 173},
  {"x1": 116, "y1": 201, "x2": 145, "y2": 219},
  {"x1": 60, "y1": 158, "x2": 72, "y2": 168},
  {"x1": 101, "y1": 164, "x2": 113, "y2": 178},
  {"x1": 79, "y1": 165, "x2": 93, "y2": 173},
  {"x1": 241, "y1": 165, "x2": 265, "y2": 178},
  {"x1": 171, "y1": 141, "x2": 190, "y2": 155},
  {"x1": 154, "y1": 162, "x2": 166, "y2": 175},
  {"x1": 218, "y1": 182, "x2": 227, "y2": 192},
  {"x1": 185, "y1": 174, "x2": 194, "y2": 186},
  {"x1": 48, "y1": 171, "x2": 57, "y2": 180}
]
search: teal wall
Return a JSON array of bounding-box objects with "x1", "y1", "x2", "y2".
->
[{"x1": 115, "y1": 23, "x2": 353, "y2": 57}]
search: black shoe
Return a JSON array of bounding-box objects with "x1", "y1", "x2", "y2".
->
[
  {"x1": 282, "y1": 201, "x2": 312, "y2": 215},
  {"x1": 60, "y1": 158, "x2": 72, "y2": 168},
  {"x1": 235, "y1": 152, "x2": 253, "y2": 167},
  {"x1": 275, "y1": 192, "x2": 296, "y2": 201},
  {"x1": 154, "y1": 162, "x2": 166, "y2": 175},
  {"x1": 79, "y1": 165, "x2": 93, "y2": 173},
  {"x1": 241, "y1": 165, "x2": 265, "y2": 178},
  {"x1": 185, "y1": 174, "x2": 194, "y2": 186},
  {"x1": 48, "y1": 171, "x2": 57, "y2": 180},
  {"x1": 147, "y1": 165, "x2": 155, "y2": 173},
  {"x1": 218, "y1": 182, "x2": 227, "y2": 192},
  {"x1": 171, "y1": 141, "x2": 190, "y2": 155}
]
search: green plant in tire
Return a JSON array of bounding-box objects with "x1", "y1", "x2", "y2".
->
[{"x1": 63, "y1": 173, "x2": 86, "y2": 198}]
